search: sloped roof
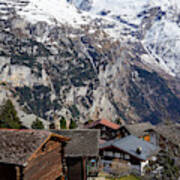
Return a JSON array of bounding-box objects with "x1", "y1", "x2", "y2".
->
[
  {"x1": 52, "y1": 129, "x2": 100, "y2": 157},
  {"x1": 0, "y1": 129, "x2": 68, "y2": 166},
  {"x1": 155, "y1": 124, "x2": 180, "y2": 146},
  {"x1": 126, "y1": 122, "x2": 154, "y2": 137},
  {"x1": 85, "y1": 119, "x2": 120, "y2": 130},
  {"x1": 100, "y1": 135, "x2": 159, "y2": 161}
]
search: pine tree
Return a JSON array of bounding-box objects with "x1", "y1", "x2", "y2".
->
[
  {"x1": 0, "y1": 99, "x2": 22, "y2": 129},
  {"x1": 115, "y1": 118, "x2": 121, "y2": 125},
  {"x1": 69, "y1": 119, "x2": 77, "y2": 129},
  {"x1": 31, "y1": 118, "x2": 44, "y2": 129},
  {"x1": 60, "y1": 116, "x2": 66, "y2": 129}
]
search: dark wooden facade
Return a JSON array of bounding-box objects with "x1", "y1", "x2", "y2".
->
[
  {"x1": 85, "y1": 119, "x2": 129, "y2": 140},
  {"x1": 92, "y1": 124, "x2": 129, "y2": 140},
  {"x1": 23, "y1": 138, "x2": 64, "y2": 180},
  {"x1": 100, "y1": 146, "x2": 141, "y2": 166},
  {"x1": 52, "y1": 130, "x2": 100, "y2": 180},
  {"x1": 66, "y1": 157, "x2": 85, "y2": 180},
  {"x1": 0, "y1": 164, "x2": 17, "y2": 180},
  {"x1": 0, "y1": 130, "x2": 69, "y2": 180},
  {"x1": 66, "y1": 157, "x2": 99, "y2": 180},
  {"x1": 0, "y1": 138, "x2": 65, "y2": 180}
]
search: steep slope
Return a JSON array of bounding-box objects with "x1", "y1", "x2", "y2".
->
[
  {"x1": 69, "y1": 0, "x2": 180, "y2": 77},
  {"x1": 0, "y1": 0, "x2": 180, "y2": 126}
]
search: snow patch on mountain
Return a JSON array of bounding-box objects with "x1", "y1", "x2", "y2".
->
[
  {"x1": 143, "y1": 19, "x2": 180, "y2": 77},
  {"x1": 1, "y1": 0, "x2": 180, "y2": 77},
  {"x1": 70, "y1": 0, "x2": 180, "y2": 23},
  {"x1": 18, "y1": 0, "x2": 92, "y2": 26},
  {"x1": 68, "y1": 0, "x2": 180, "y2": 76}
]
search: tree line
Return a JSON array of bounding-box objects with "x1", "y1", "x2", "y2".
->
[{"x1": 0, "y1": 99, "x2": 77, "y2": 129}]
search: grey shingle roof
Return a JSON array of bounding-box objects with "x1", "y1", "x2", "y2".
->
[
  {"x1": 52, "y1": 129, "x2": 100, "y2": 157},
  {"x1": 0, "y1": 129, "x2": 50, "y2": 166},
  {"x1": 126, "y1": 122, "x2": 154, "y2": 137},
  {"x1": 100, "y1": 135, "x2": 159, "y2": 161},
  {"x1": 155, "y1": 124, "x2": 180, "y2": 146}
]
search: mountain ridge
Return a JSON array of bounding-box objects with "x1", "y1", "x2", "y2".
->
[{"x1": 0, "y1": 0, "x2": 180, "y2": 126}]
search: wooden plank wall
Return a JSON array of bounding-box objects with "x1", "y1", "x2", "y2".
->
[{"x1": 23, "y1": 139, "x2": 63, "y2": 180}]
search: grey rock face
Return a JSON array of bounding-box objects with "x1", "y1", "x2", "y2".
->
[{"x1": 0, "y1": 0, "x2": 180, "y2": 126}]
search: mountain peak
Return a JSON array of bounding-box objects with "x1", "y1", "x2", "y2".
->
[{"x1": 0, "y1": 0, "x2": 180, "y2": 126}]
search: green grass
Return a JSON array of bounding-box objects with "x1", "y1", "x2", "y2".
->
[
  {"x1": 119, "y1": 175, "x2": 140, "y2": 180},
  {"x1": 106, "y1": 175, "x2": 141, "y2": 180}
]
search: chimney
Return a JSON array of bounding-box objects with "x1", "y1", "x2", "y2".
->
[{"x1": 136, "y1": 147, "x2": 142, "y2": 154}]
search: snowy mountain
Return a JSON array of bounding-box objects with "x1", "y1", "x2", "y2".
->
[
  {"x1": 2, "y1": 0, "x2": 180, "y2": 77},
  {"x1": 0, "y1": 0, "x2": 180, "y2": 126},
  {"x1": 68, "y1": 0, "x2": 180, "y2": 76}
]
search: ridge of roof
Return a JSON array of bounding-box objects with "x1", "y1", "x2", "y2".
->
[
  {"x1": 100, "y1": 135, "x2": 159, "y2": 161},
  {"x1": 85, "y1": 119, "x2": 120, "y2": 130},
  {"x1": 155, "y1": 124, "x2": 180, "y2": 146},
  {"x1": 51, "y1": 129, "x2": 100, "y2": 157},
  {"x1": 0, "y1": 129, "x2": 68, "y2": 166},
  {"x1": 126, "y1": 122, "x2": 154, "y2": 137}
]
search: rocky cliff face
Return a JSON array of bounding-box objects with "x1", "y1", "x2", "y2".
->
[
  {"x1": 0, "y1": 0, "x2": 180, "y2": 126},
  {"x1": 70, "y1": 0, "x2": 180, "y2": 77}
]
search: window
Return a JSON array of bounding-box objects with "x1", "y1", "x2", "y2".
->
[
  {"x1": 104, "y1": 151, "x2": 113, "y2": 157},
  {"x1": 125, "y1": 154, "x2": 130, "y2": 160},
  {"x1": 114, "y1": 152, "x2": 120, "y2": 158},
  {"x1": 120, "y1": 153, "x2": 123, "y2": 158}
]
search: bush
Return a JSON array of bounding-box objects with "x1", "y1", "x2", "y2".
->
[
  {"x1": 60, "y1": 116, "x2": 66, "y2": 129},
  {"x1": 0, "y1": 99, "x2": 22, "y2": 129},
  {"x1": 69, "y1": 119, "x2": 77, "y2": 129},
  {"x1": 31, "y1": 118, "x2": 44, "y2": 129}
]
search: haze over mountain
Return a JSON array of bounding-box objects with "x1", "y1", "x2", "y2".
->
[{"x1": 0, "y1": 0, "x2": 180, "y2": 126}]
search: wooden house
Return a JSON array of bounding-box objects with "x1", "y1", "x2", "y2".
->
[
  {"x1": 0, "y1": 129, "x2": 69, "y2": 180},
  {"x1": 126, "y1": 122, "x2": 180, "y2": 157},
  {"x1": 99, "y1": 135, "x2": 159, "y2": 175},
  {"x1": 126, "y1": 122, "x2": 157, "y2": 145},
  {"x1": 52, "y1": 129, "x2": 100, "y2": 180},
  {"x1": 85, "y1": 119, "x2": 129, "y2": 140},
  {"x1": 155, "y1": 124, "x2": 180, "y2": 156}
]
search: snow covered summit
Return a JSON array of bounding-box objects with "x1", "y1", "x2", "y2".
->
[{"x1": 68, "y1": 0, "x2": 180, "y2": 77}]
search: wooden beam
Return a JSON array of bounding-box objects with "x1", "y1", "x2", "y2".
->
[
  {"x1": 83, "y1": 157, "x2": 87, "y2": 180},
  {"x1": 16, "y1": 166, "x2": 20, "y2": 180},
  {"x1": 27, "y1": 133, "x2": 70, "y2": 163}
]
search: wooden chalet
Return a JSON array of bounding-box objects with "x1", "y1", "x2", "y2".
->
[
  {"x1": 85, "y1": 119, "x2": 129, "y2": 140},
  {"x1": 126, "y1": 122, "x2": 157, "y2": 145},
  {"x1": 126, "y1": 122, "x2": 180, "y2": 156},
  {"x1": 52, "y1": 129, "x2": 100, "y2": 180},
  {"x1": 99, "y1": 135, "x2": 159, "y2": 175},
  {"x1": 155, "y1": 124, "x2": 180, "y2": 156},
  {"x1": 0, "y1": 129, "x2": 69, "y2": 180}
]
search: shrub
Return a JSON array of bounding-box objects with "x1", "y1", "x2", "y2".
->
[
  {"x1": 31, "y1": 118, "x2": 44, "y2": 129},
  {"x1": 69, "y1": 119, "x2": 77, "y2": 129},
  {"x1": 0, "y1": 99, "x2": 22, "y2": 129},
  {"x1": 60, "y1": 116, "x2": 66, "y2": 129}
]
